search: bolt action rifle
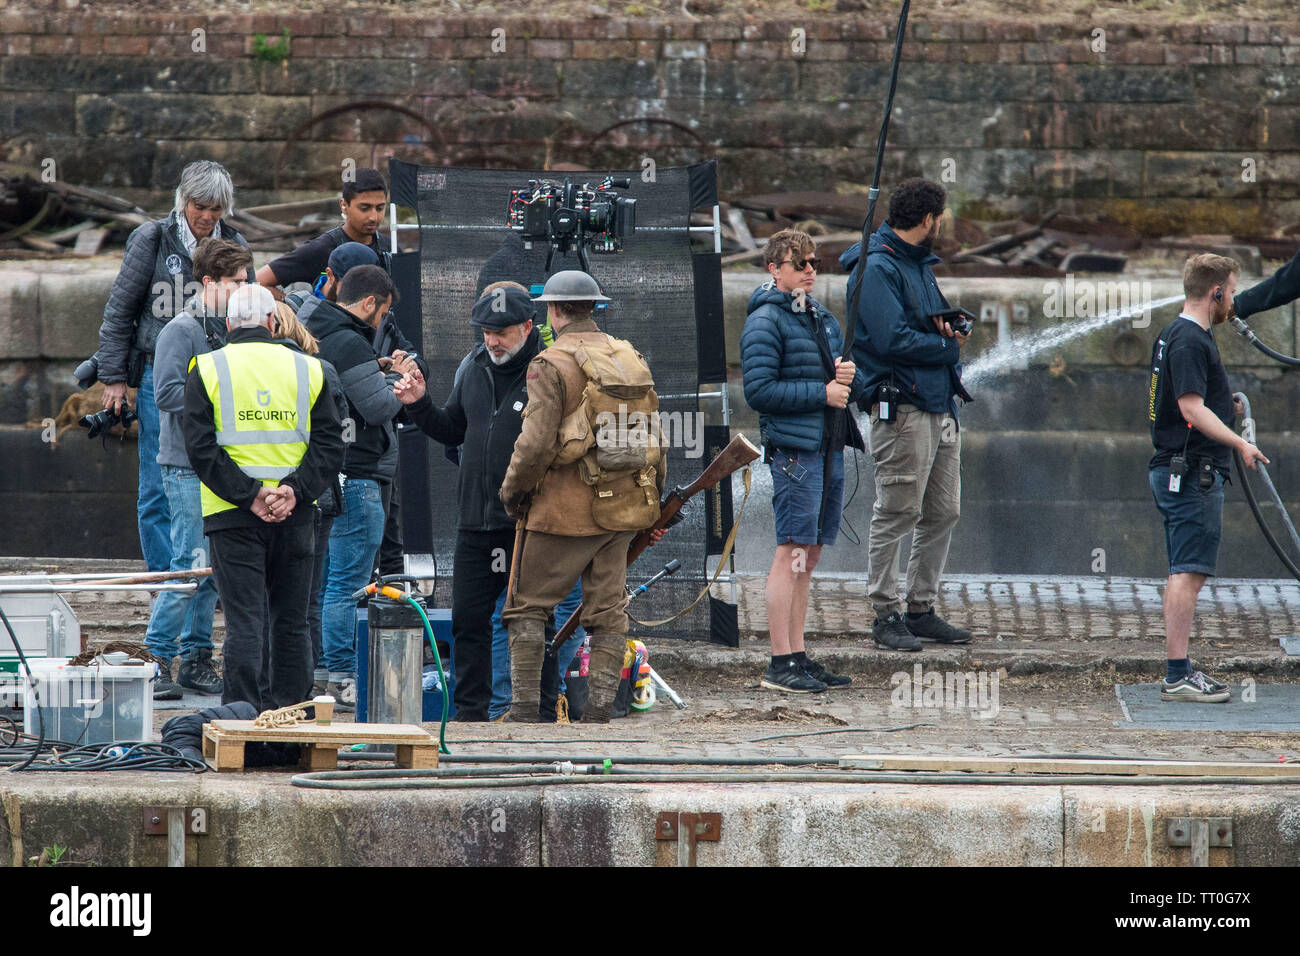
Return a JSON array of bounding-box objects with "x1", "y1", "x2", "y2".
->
[{"x1": 547, "y1": 433, "x2": 759, "y2": 649}]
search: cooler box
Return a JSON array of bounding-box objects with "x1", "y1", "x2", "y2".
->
[{"x1": 22, "y1": 657, "x2": 156, "y2": 745}]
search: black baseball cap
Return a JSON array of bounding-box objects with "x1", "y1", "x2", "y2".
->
[
  {"x1": 471, "y1": 287, "x2": 538, "y2": 330},
  {"x1": 327, "y1": 241, "x2": 380, "y2": 281}
]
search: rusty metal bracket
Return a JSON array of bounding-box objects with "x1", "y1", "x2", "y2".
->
[
  {"x1": 1167, "y1": 818, "x2": 1232, "y2": 867},
  {"x1": 656, "y1": 811, "x2": 721, "y2": 867}
]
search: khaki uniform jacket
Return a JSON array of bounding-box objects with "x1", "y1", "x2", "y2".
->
[{"x1": 500, "y1": 317, "x2": 666, "y2": 536}]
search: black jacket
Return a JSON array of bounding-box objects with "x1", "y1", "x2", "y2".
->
[
  {"x1": 183, "y1": 326, "x2": 345, "y2": 534},
  {"x1": 406, "y1": 328, "x2": 541, "y2": 532},
  {"x1": 97, "y1": 211, "x2": 253, "y2": 383},
  {"x1": 1235, "y1": 250, "x2": 1300, "y2": 320},
  {"x1": 300, "y1": 296, "x2": 401, "y2": 484}
]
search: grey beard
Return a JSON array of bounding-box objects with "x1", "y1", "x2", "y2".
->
[{"x1": 487, "y1": 337, "x2": 526, "y2": 365}]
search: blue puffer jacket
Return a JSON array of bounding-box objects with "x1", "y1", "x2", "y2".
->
[
  {"x1": 841, "y1": 223, "x2": 973, "y2": 418},
  {"x1": 740, "y1": 281, "x2": 867, "y2": 452}
]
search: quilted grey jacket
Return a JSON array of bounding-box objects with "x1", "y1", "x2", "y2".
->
[{"x1": 95, "y1": 210, "x2": 251, "y2": 384}]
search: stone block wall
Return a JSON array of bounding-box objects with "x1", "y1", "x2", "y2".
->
[{"x1": 1, "y1": 10, "x2": 1298, "y2": 228}]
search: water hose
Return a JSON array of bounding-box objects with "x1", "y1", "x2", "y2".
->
[
  {"x1": 291, "y1": 766, "x2": 1300, "y2": 791},
  {"x1": 1230, "y1": 316, "x2": 1300, "y2": 367},
  {"x1": 1232, "y1": 392, "x2": 1300, "y2": 583},
  {"x1": 405, "y1": 594, "x2": 450, "y2": 755}
]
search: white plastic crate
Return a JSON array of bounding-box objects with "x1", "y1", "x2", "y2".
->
[{"x1": 22, "y1": 657, "x2": 157, "y2": 745}]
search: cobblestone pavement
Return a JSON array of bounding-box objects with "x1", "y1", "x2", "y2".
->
[
  {"x1": 6, "y1": 558, "x2": 1298, "y2": 769},
  {"x1": 437, "y1": 670, "x2": 1300, "y2": 769}
]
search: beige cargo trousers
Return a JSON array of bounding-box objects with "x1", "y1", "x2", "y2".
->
[{"x1": 867, "y1": 404, "x2": 961, "y2": 616}]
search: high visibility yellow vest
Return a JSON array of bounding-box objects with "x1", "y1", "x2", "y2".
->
[{"x1": 192, "y1": 341, "x2": 325, "y2": 517}]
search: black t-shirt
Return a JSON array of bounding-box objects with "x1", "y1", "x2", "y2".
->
[
  {"x1": 1148, "y1": 315, "x2": 1235, "y2": 471},
  {"x1": 266, "y1": 226, "x2": 389, "y2": 287}
]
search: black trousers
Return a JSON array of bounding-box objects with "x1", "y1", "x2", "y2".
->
[
  {"x1": 452, "y1": 528, "x2": 515, "y2": 719},
  {"x1": 210, "y1": 519, "x2": 316, "y2": 713},
  {"x1": 308, "y1": 511, "x2": 334, "y2": 671},
  {"x1": 451, "y1": 527, "x2": 561, "y2": 721},
  {"x1": 378, "y1": 467, "x2": 404, "y2": 576}
]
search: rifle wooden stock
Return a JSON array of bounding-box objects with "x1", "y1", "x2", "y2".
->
[{"x1": 548, "y1": 433, "x2": 759, "y2": 648}]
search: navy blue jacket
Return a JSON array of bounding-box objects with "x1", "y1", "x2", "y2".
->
[
  {"x1": 740, "y1": 282, "x2": 866, "y2": 452},
  {"x1": 841, "y1": 223, "x2": 973, "y2": 418}
]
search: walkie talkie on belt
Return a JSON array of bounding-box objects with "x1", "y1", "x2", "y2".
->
[
  {"x1": 1169, "y1": 422, "x2": 1192, "y2": 493},
  {"x1": 878, "y1": 373, "x2": 900, "y2": 423}
]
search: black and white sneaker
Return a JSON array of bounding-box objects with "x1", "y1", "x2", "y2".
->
[
  {"x1": 800, "y1": 656, "x2": 852, "y2": 688},
  {"x1": 904, "y1": 609, "x2": 973, "y2": 645},
  {"x1": 872, "y1": 612, "x2": 922, "y2": 651},
  {"x1": 1161, "y1": 671, "x2": 1230, "y2": 703},
  {"x1": 761, "y1": 659, "x2": 827, "y2": 694}
]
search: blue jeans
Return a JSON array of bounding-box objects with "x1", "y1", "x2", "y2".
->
[
  {"x1": 488, "y1": 579, "x2": 585, "y2": 720},
  {"x1": 136, "y1": 364, "x2": 173, "y2": 572},
  {"x1": 143, "y1": 466, "x2": 218, "y2": 661},
  {"x1": 321, "y1": 478, "x2": 386, "y2": 675},
  {"x1": 771, "y1": 448, "x2": 845, "y2": 547}
]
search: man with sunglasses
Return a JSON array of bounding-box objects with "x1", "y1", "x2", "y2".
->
[
  {"x1": 742, "y1": 229, "x2": 866, "y2": 693},
  {"x1": 842, "y1": 178, "x2": 974, "y2": 652}
]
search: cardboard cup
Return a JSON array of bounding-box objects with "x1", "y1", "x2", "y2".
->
[{"x1": 313, "y1": 695, "x2": 335, "y2": 725}]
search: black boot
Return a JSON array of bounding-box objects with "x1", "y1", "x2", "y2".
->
[
  {"x1": 153, "y1": 657, "x2": 182, "y2": 701},
  {"x1": 177, "y1": 649, "x2": 224, "y2": 696}
]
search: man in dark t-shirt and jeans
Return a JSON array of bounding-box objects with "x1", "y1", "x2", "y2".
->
[
  {"x1": 256, "y1": 168, "x2": 390, "y2": 301},
  {"x1": 1148, "y1": 253, "x2": 1269, "y2": 702}
]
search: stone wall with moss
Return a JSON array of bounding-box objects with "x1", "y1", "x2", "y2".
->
[{"x1": 2, "y1": 10, "x2": 1298, "y2": 230}]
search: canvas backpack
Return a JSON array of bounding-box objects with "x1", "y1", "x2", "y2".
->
[{"x1": 542, "y1": 334, "x2": 661, "y2": 531}]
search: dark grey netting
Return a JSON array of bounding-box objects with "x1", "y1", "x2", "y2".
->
[{"x1": 407, "y1": 163, "x2": 713, "y2": 640}]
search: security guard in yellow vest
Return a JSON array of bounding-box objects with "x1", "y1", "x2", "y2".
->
[{"x1": 183, "y1": 284, "x2": 345, "y2": 711}]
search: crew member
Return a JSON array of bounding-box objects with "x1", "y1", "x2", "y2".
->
[
  {"x1": 256, "y1": 167, "x2": 390, "y2": 301},
  {"x1": 183, "y1": 284, "x2": 345, "y2": 711},
  {"x1": 1148, "y1": 254, "x2": 1267, "y2": 702},
  {"x1": 741, "y1": 228, "x2": 863, "y2": 693},
  {"x1": 305, "y1": 265, "x2": 415, "y2": 709},
  {"x1": 843, "y1": 178, "x2": 974, "y2": 651},
  {"x1": 495, "y1": 271, "x2": 665, "y2": 723},
  {"x1": 394, "y1": 285, "x2": 547, "y2": 720},
  {"x1": 147, "y1": 237, "x2": 251, "y2": 700},
  {"x1": 95, "y1": 160, "x2": 254, "y2": 574}
]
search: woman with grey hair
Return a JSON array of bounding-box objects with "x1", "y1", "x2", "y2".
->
[{"x1": 93, "y1": 159, "x2": 255, "y2": 589}]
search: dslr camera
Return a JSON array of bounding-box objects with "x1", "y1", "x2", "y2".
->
[
  {"x1": 79, "y1": 403, "x2": 138, "y2": 440},
  {"x1": 507, "y1": 176, "x2": 636, "y2": 273},
  {"x1": 931, "y1": 307, "x2": 976, "y2": 337}
]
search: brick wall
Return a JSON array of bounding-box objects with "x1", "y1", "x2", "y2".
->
[{"x1": 2, "y1": 11, "x2": 1299, "y2": 225}]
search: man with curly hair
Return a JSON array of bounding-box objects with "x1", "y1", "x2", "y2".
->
[{"x1": 842, "y1": 178, "x2": 975, "y2": 652}]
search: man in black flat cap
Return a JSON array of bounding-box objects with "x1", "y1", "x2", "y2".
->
[{"x1": 393, "y1": 282, "x2": 545, "y2": 721}]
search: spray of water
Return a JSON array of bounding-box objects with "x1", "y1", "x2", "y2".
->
[{"x1": 961, "y1": 294, "x2": 1185, "y2": 388}]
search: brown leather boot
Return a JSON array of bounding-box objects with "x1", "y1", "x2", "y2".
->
[
  {"x1": 581, "y1": 631, "x2": 626, "y2": 723},
  {"x1": 502, "y1": 618, "x2": 546, "y2": 723}
]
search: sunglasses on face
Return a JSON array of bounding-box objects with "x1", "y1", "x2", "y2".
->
[{"x1": 780, "y1": 257, "x2": 821, "y2": 271}]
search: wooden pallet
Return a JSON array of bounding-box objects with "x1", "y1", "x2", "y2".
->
[{"x1": 202, "y1": 719, "x2": 438, "y2": 773}]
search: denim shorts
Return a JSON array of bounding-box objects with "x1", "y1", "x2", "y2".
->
[
  {"x1": 771, "y1": 449, "x2": 844, "y2": 547},
  {"x1": 1149, "y1": 466, "x2": 1224, "y2": 576}
]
